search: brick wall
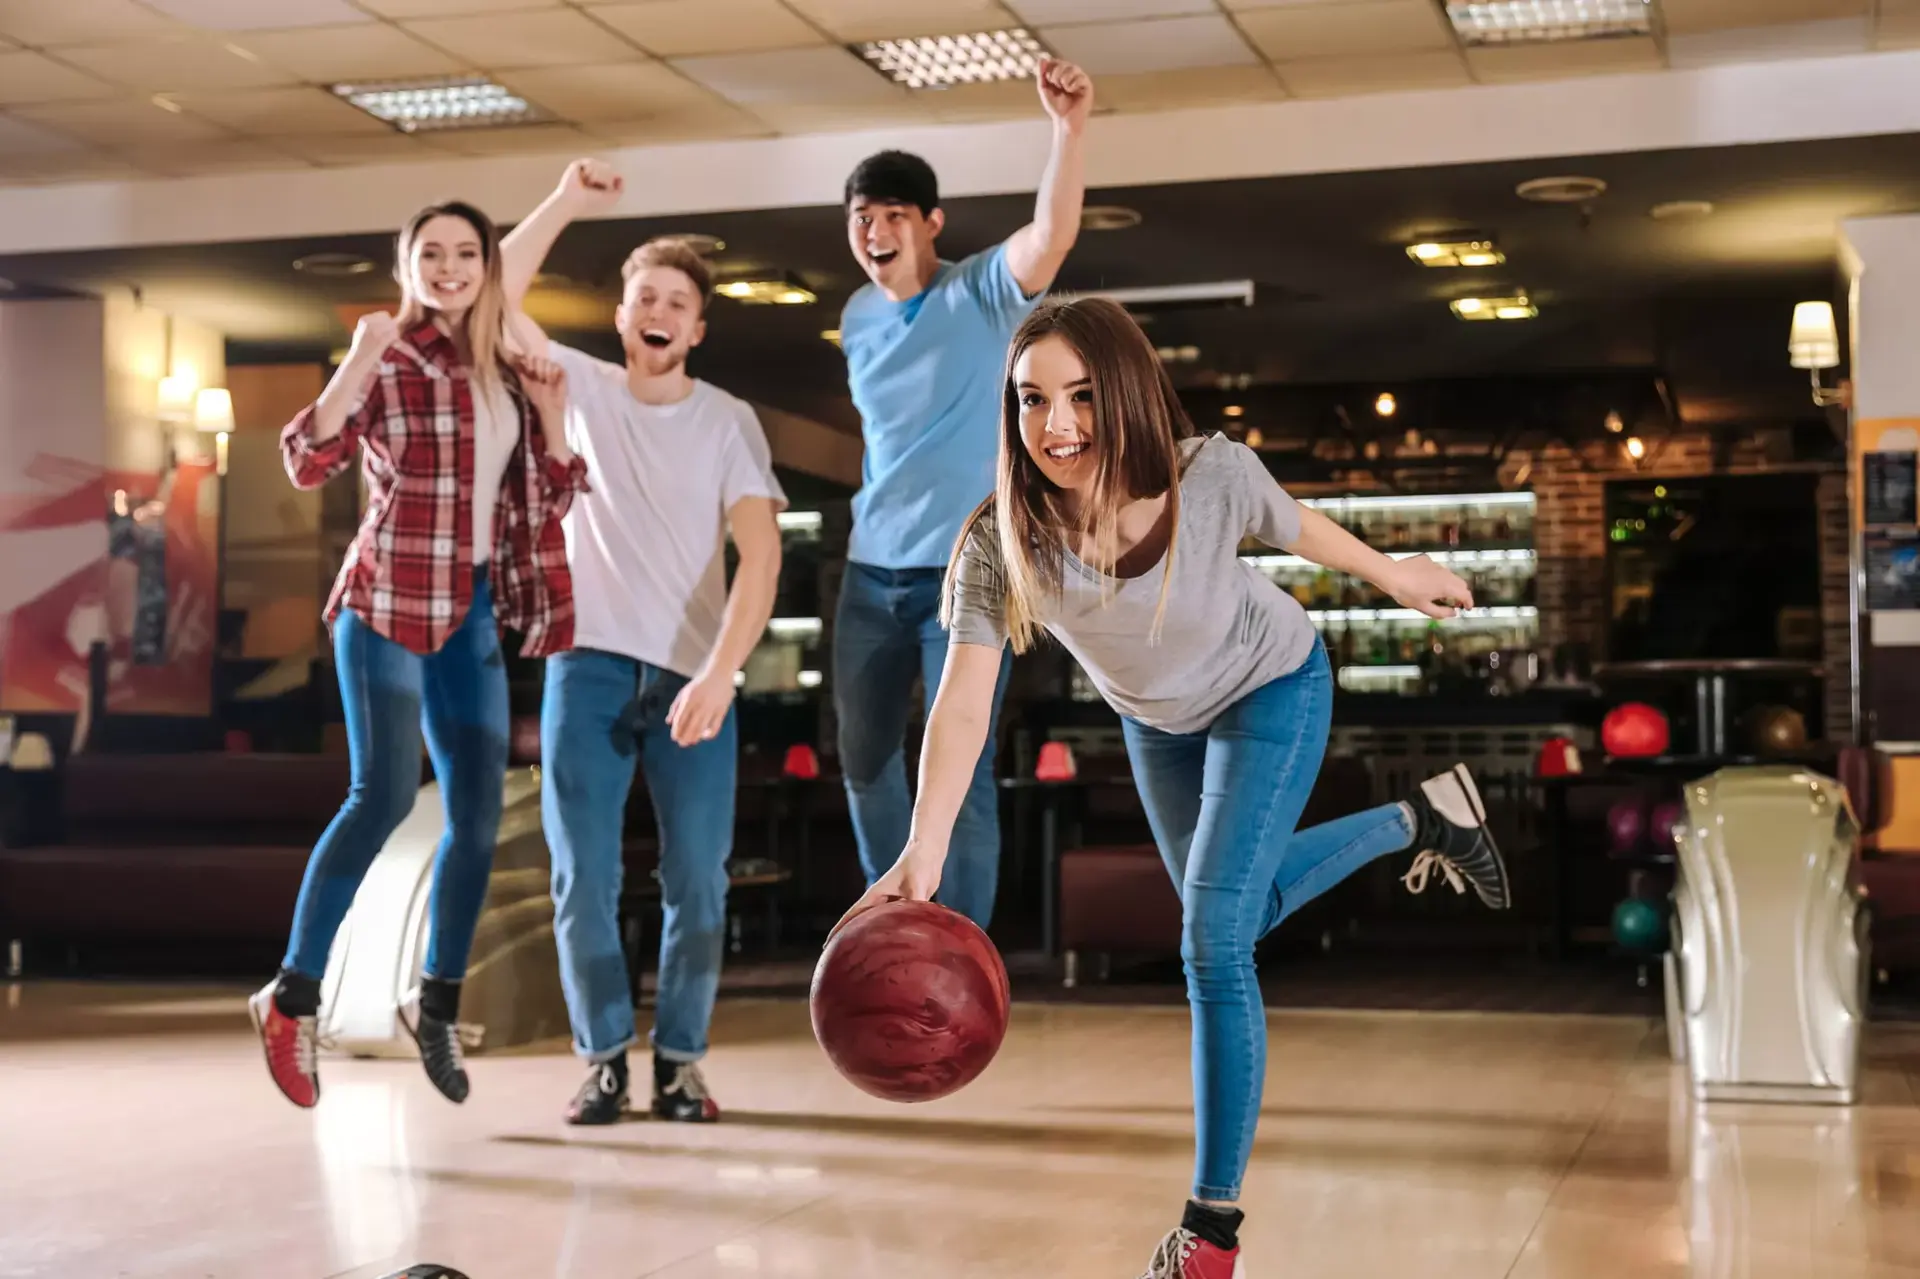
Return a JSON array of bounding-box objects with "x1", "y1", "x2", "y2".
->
[{"x1": 1500, "y1": 433, "x2": 1851, "y2": 740}]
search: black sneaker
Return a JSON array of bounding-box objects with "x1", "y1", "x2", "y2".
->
[
  {"x1": 566, "y1": 1055, "x2": 630, "y2": 1125},
  {"x1": 1402, "y1": 764, "x2": 1511, "y2": 910},
  {"x1": 652, "y1": 1056, "x2": 719, "y2": 1123},
  {"x1": 399, "y1": 989, "x2": 470, "y2": 1104}
]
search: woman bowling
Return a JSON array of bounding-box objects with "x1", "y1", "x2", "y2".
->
[
  {"x1": 250, "y1": 200, "x2": 588, "y2": 1110},
  {"x1": 842, "y1": 297, "x2": 1511, "y2": 1278}
]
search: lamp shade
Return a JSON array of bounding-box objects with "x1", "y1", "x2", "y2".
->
[
  {"x1": 1789, "y1": 301, "x2": 1840, "y2": 370},
  {"x1": 194, "y1": 386, "x2": 234, "y2": 433}
]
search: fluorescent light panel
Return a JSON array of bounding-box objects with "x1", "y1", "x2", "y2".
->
[
  {"x1": 1451, "y1": 295, "x2": 1538, "y2": 320},
  {"x1": 1407, "y1": 239, "x2": 1505, "y2": 268},
  {"x1": 855, "y1": 28, "x2": 1046, "y2": 89},
  {"x1": 1445, "y1": 0, "x2": 1651, "y2": 45},
  {"x1": 331, "y1": 76, "x2": 547, "y2": 133}
]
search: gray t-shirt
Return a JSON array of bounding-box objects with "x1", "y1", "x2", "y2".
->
[{"x1": 947, "y1": 434, "x2": 1319, "y2": 734}]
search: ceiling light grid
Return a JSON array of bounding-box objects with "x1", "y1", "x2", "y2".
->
[
  {"x1": 854, "y1": 29, "x2": 1048, "y2": 90},
  {"x1": 1445, "y1": 0, "x2": 1652, "y2": 46},
  {"x1": 331, "y1": 77, "x2": 549, "y2": 133}
]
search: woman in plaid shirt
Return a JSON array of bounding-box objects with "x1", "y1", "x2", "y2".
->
[{"x1": 249, "y1": 199, "x2": 589, "y2": 1111}]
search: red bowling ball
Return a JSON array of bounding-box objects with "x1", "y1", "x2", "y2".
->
[
  {"x1": 811, "y1": 898, "x2": 1010, "y2": 1103},
  {"x1": 1602, "y1": 701, "x2": 1670, "y2": 759}
]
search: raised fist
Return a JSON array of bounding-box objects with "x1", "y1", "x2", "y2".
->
[
  {"x1": 349, "y1": 311, "x2": 400, "y2": 360},
  {"x1": 557, "y1": 158, "x2": 623, "y2": 212}
]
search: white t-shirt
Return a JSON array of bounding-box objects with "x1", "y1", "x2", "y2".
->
[
  {"x1": 548, "y1": 343, "x2": 787, "y2": 677},
  {"x1": 469, "y1": 376, "x2": 518, "y2": 565}
]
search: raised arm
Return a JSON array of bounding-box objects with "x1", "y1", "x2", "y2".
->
[
  {"x1": 500, "y1": 158, "x2": 623, "y2": 311},
  {"x1": 666, "y1": 495, "x2": 783, "y2": 747},
  {"x1": 1001, "y1": 58, "x2": 1093, "y2": 298},
  {"x1": 835, "y1": 639, "x2": 1005, "y2": 927},
  {"x1": 280, "y1": 312, "x2": 396, "y2": 488}
]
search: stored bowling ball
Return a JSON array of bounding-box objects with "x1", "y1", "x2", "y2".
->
[
  {"x1": 1602, "y1": 701, "x2": 1670, "y2": 759},
  {"x1": 1748, "y1": 704, "x2": 1808, "y2": 756},
  {"x1": 1648, "y1": 800, "x2": 1686, "y2": 850},
  {"x1": 811, "y1": 898, "x2": 1010, "y2": 1103},
  {"x1": 1611, "y1": 896, "x2": 1667, "y2": 952},
  {"x1": 1606, "y1": 796, "x2": 1645, "y2": 854}
]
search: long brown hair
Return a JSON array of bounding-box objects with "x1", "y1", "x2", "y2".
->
[
  {"x1": 943, "y1": 297, "x2": 1195, "y2": 653},
  {"x1": 393, "y1": 199, "x2": 512, "y2": 397}
]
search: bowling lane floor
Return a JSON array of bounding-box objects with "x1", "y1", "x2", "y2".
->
[{"x1": 4, "y1": 981, "x2": 1920, "y2": 1279}]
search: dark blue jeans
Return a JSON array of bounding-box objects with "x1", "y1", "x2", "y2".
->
[
  {"x1": 282, "y1": 570, "x2": 510, "y2": 983},
  {"x1": 1123, "y1": 641, "x2": 1415, "y2": 1202},
  {"x1": 541, "y1": 650, "x2": 736, "y2": 1063},
  {"x1": 832, "y1": 561, "x2": 1011, "y2": 927}
]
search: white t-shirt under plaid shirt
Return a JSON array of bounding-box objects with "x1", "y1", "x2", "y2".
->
[{"x1": 546, "y1": 343, "x2": 787, "y2": 679}]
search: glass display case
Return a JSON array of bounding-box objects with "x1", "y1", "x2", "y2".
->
[{"x1": 1243, "y1": 491, "x2": 1539, "y2": 695}]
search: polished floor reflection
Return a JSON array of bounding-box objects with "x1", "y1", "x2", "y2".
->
[{"x1": 3, "y1": 980, "x2": 1918, "y2": 1278}]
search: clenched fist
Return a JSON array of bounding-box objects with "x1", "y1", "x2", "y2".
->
[
  {"x1": 554, "y1": 158, "x2": 623, "y2": 214},
  {"x1": 1036, "y1": 57, "x2": 1093, "y2": 134}
]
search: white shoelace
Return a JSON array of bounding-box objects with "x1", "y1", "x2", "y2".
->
[
  {"x1": 292, "y1": 1016, "x2": 318, "y2": 1076},
  {"x1": 1140, "y1": 1228, "x2": 1200, "y2": 1278},
  {"x1": 1401, "y1": 848, "x2": 1467, "y2": 896},
  {"x1": 668, "y1": 1063, "x2": 710, "y2": 1099}
]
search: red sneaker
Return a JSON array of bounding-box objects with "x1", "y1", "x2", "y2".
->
[
  {"x1": 1138, "y1": 1228, "x2": 1242, "y2": 1279},
  {"x1": 248, "y1": 983, "x2": 319, "y2": 1108}
]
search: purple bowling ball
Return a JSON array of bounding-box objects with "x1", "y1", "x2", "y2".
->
[
  {"x1": 1649, "y1": 800, "x2": 1685, "y2": 849},
  {"x1": 1607, "y1": 796, "x2": 1645, "y2": 854}
]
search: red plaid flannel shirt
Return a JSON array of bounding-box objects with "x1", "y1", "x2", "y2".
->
[{"x1": 281, "y1": 318, "x2": 590, "y2": 657}]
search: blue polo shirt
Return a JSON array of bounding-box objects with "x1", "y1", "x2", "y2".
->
[{"x1": 840, "y1": 243, "x2": 1039, "y2": 569}]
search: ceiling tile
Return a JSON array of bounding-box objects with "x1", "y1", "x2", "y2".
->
[
  {"x1": 139, "y1": 0, "x2": 372, "y2": 30},
  {"x1": 587, "y1": 1, "x2": 826, "y2": 56},
  {"x1": 495, "y1": 61, "x2": 720, "y2": 121},
  {"x1": 1093, "y1": 61, "x2": 1285, "y2": 109},
  {"x1": 1236, "y1": 0, "x2": 1454, "y2": 59},
  {"x1": 1041, "y1": 15, "x2": 1261, "y2": 73},
  {"x1": 1012, "y1": 0, "x2": 1215, "y2": 19},
  {"x1": 919, "y1": 76, "x2": 1036, "y2": 121},
  {"x1": 1667, "y1": 16, "x2": 1868, "y2": 64},
  {"x1": 672, "y1": 45, "x2": 904, "y2": 104},
  {"x1": 0, "y1": 113, "x2": 95, "y2": 159},
  {"x1": 751, "y1": 96, "x2": 935, "y2": 131},
  {"x1": 1466, "y1": 34, "x2": 1662, "y2": 82},
  {"x1": 0, "y1": 51, "x2": 119, "y2": 105},
  {"x1": 355, "y1": 0, "x2": 569, "y2": 16},
  {"x1": 783, "y1": 0, "x2": 1021, "y2": 42},
  {"x1": 0, "y1": 0, "x2": 183, "y2": 46},
  {"x1": 136, "y1": 139, "x2": 310, "y2": 177},
  {"x1": 583, "y1": 104, "x2": 771, "y2": 143},
  {"x1": 271, "y1": 131, "x2": 449, "y2": 165},
  {"x1": 1660, "y1": 0, "x2": 1865, "y2": 34},
  {"x1": 14, "y1": 98, "x2": 234, "y2": 147},
  {"x1": 1276, "y1": 48, "x2": 1468, "y2": 98},
  {"x1": 421, "y1": 121, "x2": 600, "y2": 155},
  {"x1": 56, "y1": 36, "x2": 302, "y2": 92},
  {"x1": 402, "y1": 10, "x2": 647, "y2": 69},
  {"x1": 1878, "y1": 1, "x2": 1920, "y2": 48},
  {"x1": 171, "y1": 87, "x2": 395, "y2": 135},
  {"x1": 0, "y1": 152, "x2": 147, "y2": 184},
  {"x1": 231, "y1": 23, "x2": 468, "y2": 81}
]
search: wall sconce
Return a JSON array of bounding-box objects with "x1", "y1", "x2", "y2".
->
[
  {"x1": 1789, "y1": 300, "x2": 1848, "y2": 408},
  {"x1": 1624, "y1": 435, "x2": 1647, "y2": 462},
  {"x1": 195, "y1": 386, "x2": 233, "y2": 476}
]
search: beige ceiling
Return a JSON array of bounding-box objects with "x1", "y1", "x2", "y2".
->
[{"x1": 0, "y1": 0, "x2": 1904, "y2": 187}]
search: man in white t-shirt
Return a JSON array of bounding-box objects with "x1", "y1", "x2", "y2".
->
[{"x1": 503, "y1": 161, "x2": 786, "y2": 1126}]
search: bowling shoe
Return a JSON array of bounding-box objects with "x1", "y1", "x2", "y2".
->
[
  {"x1": 399, "y1": 988, "x2": 470, "y2": 1104},
  {"x1": 652, "y1": 1057, "x2": 720, "y2": 1122},
  {"x1": 566, "y1": 1054, "x2": 629, "y2": 1125},
  {"x1": 1400, "y1": 763, "x2": 1511, "y2": 910},
  {"x1": 1138, "y1": 1227, "x2": 1242, "y2": 1279},
  {"x1": 248, "y1": 981, "x2": 318, "y2": 1109}
]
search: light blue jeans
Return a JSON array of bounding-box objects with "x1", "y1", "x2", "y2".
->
[
  {"x1": 282, "y1": 569, "x2": 509, "y2": 983},
  {"x1": 1122, "y1": 641, "x2": 1415, "y2": 1202},
  {"x1": 833, "y1": 561, "x2": 1012, "y2": 927},
  {"x1": 541, "y1": 650, "x2": 736, "y2": 1064}
]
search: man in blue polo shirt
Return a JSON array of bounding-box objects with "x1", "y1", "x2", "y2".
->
[{"x1": 833, "y1": 57, "x2": 1094, "y2": 928}]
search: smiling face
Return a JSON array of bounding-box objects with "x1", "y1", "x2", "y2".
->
[
  {"x1": 616, "y1": 264, "x2": 706, "y2": 376},
  {"x1": 847, "y1": 197, "x2": 942, "y2": 299},
  {"x1": 1015, "y1": 333, "x2": 1099, "y2": 495},
  {"x1": 405, "y1": 213, "x2": 486, "y2": 320}
]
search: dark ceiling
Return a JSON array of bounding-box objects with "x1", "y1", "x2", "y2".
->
[{"x1": 4, "y1": 129, "x2": 1915, "y2": 469}]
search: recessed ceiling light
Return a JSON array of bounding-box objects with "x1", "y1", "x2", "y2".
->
[
  {"x1": 1406, "y1": 238, "x2": 1506, "y2": 268},
  {"x1": 1446, "y1": 0, "x2": 1651, "y2": 45},
  {"x1": 1516, "y1": 175, "x2": 1607, "y2": 203},
  {"x1": 331, "y1": 76, "x2": 549, "y2": 133},
  {"x1": 1649, "y1": 200, "x2": 1714, "y2": 220},
  {"x1": 1081, "y1": 206, "x2": 1143, "y2": 231},
  {"x1": 292, "y1": 252, "x2": 376, "y2": 277},
  {"x1": 1375, "y1": 392, "x2": 1397, "y2": 417},
  {"x1": 715, "y1": 277, "x2": 815, "y2": 305},
  {"x1": 854, "y1": 28, "x2": 1048, "y2": 90},
  {"x1": 821, "y1": 329, "x2": 842, "y2": 344},
  {"x1": 1223, "y1": 405, "x2": 1245, "y2": 418},
  {"x1": 1451, "y1": 295, "x2": 1537, "y2": 320},
  {"x1": 661, "y1": 233, "x2": 726, "y2": 256},
  {"x1": 1155, "y1": 345, "x2": 1201, "y2": 363}
]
